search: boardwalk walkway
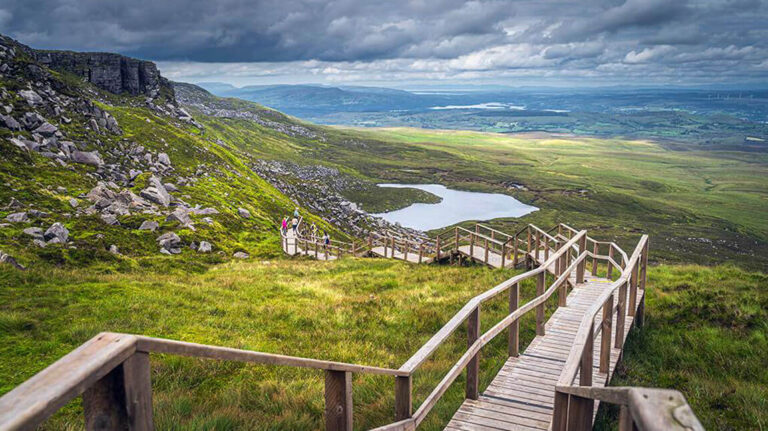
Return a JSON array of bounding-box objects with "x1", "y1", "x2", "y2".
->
[{"x1": 445, "y1": 267, "x2": 640, "y2": 430}]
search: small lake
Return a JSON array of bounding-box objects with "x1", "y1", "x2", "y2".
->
[{"x1": 371, "y1": 184, "x2": 538, "y2": 231}]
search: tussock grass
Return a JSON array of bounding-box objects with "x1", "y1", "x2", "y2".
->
[
  {"x1": 597, "y1": 264, "x2": 768, "y2": 430},
  {"x1": 1, "y1": 260, "x2": 765, "y2": 430}
]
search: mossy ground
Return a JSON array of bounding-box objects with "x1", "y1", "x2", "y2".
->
[{"x1": 0, "y1": 259, "x2": 764, "y2": 430}]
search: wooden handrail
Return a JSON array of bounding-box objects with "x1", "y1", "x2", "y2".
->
[
  {"x1": 0, "y1": 332, "x2": 408, "y2": 431},
  {"x1": 554, "y1": 386, "x2": 704, "y2": 430},
  {"x1": 557, "y1": 235, "x2": 648, "y2": 387},
  {"x1": 374, "y1": 248, "x2": 588, "y2": 431},
  {"x1": 399, "y1": 230, "x2": 586, "y2": 373}
]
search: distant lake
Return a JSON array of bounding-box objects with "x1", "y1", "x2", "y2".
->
[{"x1": 371, "y1": 184, "x2": 538, "y2": 231}]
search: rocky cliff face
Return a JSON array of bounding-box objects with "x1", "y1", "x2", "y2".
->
[
  {"x1": 0, "y1": 34, "x2": 172, "y2": 99},
  {"x1": 32, "y1": 50, "x2": 169, "y2": 98}
]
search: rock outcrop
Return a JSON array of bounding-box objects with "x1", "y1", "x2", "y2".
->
[{"x1": 32, "y1": 50, "x2": 170, "y2": 98}]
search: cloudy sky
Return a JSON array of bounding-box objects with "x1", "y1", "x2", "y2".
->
[{"x1": 2, "y1": 0, "x2": 767, "y2": 88}]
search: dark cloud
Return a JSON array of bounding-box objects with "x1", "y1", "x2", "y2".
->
[{"x1": 0, "y1": 0, "x2": 766, "y2": 84}]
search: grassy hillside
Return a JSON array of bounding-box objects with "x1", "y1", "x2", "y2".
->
[
  {"x1": 597, "y1": 264, "x2": 768, "y2": 430},
  {"x1": 1, "y1": 260, "x2": 765, "y2": 430},
  {"x1": 167, "y1": 84, "x2": 768, "y2": 268}
]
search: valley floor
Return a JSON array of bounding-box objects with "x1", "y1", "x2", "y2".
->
[{"x1": 0, "y1": 258, "x2": 764, "y2": 430}]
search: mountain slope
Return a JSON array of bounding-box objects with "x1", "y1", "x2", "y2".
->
[{"x1": 0, "y1": 35, "x2": 346, "y2": 269}]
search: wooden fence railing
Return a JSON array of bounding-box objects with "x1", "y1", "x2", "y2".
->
[
  {"x1": 3, "y1": 224, "x2": 703, "y2": 431},
  {"x1": 372, "y1": 230, "x2": 590, "y2": 430},
  {"x1": 0, "y1": 334, "x2": 406, "y2": 431}
]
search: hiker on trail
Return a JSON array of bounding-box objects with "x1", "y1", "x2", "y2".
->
[
  {"x1": 294, "y1": 207, "x2": 300, "y2": 218},
  {"x1": 311, "y1": 222, "x2": 318, "y2": 241},
  {"x1": 323, "y1": 231, "x2": 330, "y2": 247},
  {"x1": 292, "y1": 216, "x2": 299, "y2": 234},
  {"x1": 281, "y1": 217, "x2": 288, "y2": 235}
]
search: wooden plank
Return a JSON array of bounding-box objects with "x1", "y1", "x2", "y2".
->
[
  {"x1": 0, "y1": 333, "x2": 137, "y2": 431},
  {"x1": 136, "y1": 336, "x2": 406, "y2": 376},
  {"x1": 325, "y1": 370, "x2": 352, "y2": 431}
]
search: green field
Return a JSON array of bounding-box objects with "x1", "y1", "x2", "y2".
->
[{"x1": 1, "y1": 259, "x2": 765, "y2": 430}]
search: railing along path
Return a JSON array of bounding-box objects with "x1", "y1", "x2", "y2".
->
[{"x1": 1, "y1": 223, "x2": 703, "y2": 431}]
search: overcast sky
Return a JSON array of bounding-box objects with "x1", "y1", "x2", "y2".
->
[{"x1": 2, "y1": 0, "x2": 767, "y2": 88}]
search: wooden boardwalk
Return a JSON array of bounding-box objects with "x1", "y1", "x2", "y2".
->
[
  {"x1": 456, "y1": 245, "x2": 514, "y2": 269},
  {"x1": 445, "y1": 268, "x2": 641, "y2": 430},
  {"x1": 371, "y1": 246, "x2": 434, "y2": 264},
  {"x1": 282, "y1": 230, "x2": 337, "y2": 261}
]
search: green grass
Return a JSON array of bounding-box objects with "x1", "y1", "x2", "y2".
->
[
  {"x1": 596, "y1": 264, "x2": 768, "y2": 431},
  {"x1": 0, "y1": 258, "x2": 539, "y2": 430},
  {"x1": 1, "y1": 259, "x2": 764, "y2": 430}
]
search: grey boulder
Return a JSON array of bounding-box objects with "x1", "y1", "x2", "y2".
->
[
  {"x1": 71, "y1": 151, "x2": 104, "y2": 167},
  {"x1": 140, "y1": 176, "x2": 171, "y2": 207},
  {"x1": 157, "y1": 232, "x2": 181, "y2": 250},
  {"x1": 33, "y1": 122, "x2": 58, "y2": 137},
  {"x1": 0, "y1": 114, "x2": 21, "y2": 130},
  {"x1": 233, "y1": 251, "x2": 249, "y2": 259},
  {"x1": 6, "y1": 212, "x2": 28, "y2": 223},
  {"x1": 238, "y1": 208, "x2": 251, "y2": 219},
  {"x1": 198, "y1": 241, "x2": 212, "y2": 253},
  {"x1": 44, "y1": 222, "x2": 69, "y2": 243},
  {"x1": 139, "y1": 220, "x2": 159, "y2": 231}
]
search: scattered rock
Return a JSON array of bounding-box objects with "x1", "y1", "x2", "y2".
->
[
  {"x1": 157, "y1": 232, "x2": 181, "y2": 251},
  {"x1": 157, "y1": 152, "x2": 171, "y2": 166},
  {"x1": 140, "y1": 176, "x2": 171, "y2": 207},
  {"x1": 19, "y1": 89, "x2": 43, "y2": 106},
  {"x1": 163, "y1": 183, "x2": 178, "y2": 193},
  {"x1": 198, "y1": 241, "x2": 212, "y2": 253},
  {"x1": 233, "y1": 251, "x2": 249, "y2": 259},
  {"x1": 139, "y1": 220, "x2": 159, "y2": 231},
  {"x1": 44, "y1": 222, "x2": 69, "y2": 243},
  {"x1": 0, "y1": 114, "x2": 21, "y2": 130},
  {"x1": 238, "y1": 208, "x2": 251, "y2": 219},
  {"x1": 33, "y1": 122, "x2": 58, "y2": 137},
  {"x1": 166, "y1": 208, "x2": 191, "y2": 226},
  {"x1": 23, "y1": 227, "x2": 44, "y2": 239},
  {"x1": 109, "y1": 244, "x2": 120, "y2": 255},
  {"x1": 68, "y1": 198, "x2": 78, "y2": 208},
  {"x1": 71, "y1": 150, "x2": 104, "y2": 167},
  {"x1": 101, "y1": 214, "x2": 119, "y2": 225},
  {"x1": 6, "y1": 212, "x2": 28, "y2": 223},
  {"x1": 0, "y1": 251, "x2": 25, "y2": 270}
]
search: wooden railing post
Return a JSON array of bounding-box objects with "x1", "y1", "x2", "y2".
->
[
  {"x1": 640, "y1": 239, "x2": 649, "y2": 291},
  {"x1": 567, "y1": 395, "x2": 594, "y2": 431},
  {"x1": 394, "y1": 375, "x2": 412, "y2": 421},
  {"x1": 466, "y1": 306, "x2": 480, "y2": 400},
  {"x1": 83, "y1": 352, "x2": 153, "y2": 431},
  {"x1": 628, "y1": 260, "x2": 639, "y2": 316},
  {"x1": 554, "y1": 239, "x2": 563, "y2": 275},
  {"x1": 513, "y1": 236, "x2": 519, "y2": 267},
  {"x1": 325, "y1": 370, "x2": 353, "y2": 431},
  {"x1": 616, "y1": 281, "x2": 627, "y2": 348},
  {"x1": 536, "y1": 271, "x2": 546, "y2": 335},
  {"x1": 592, "y1": 242, "x2": 599, "y2": 275},
  {"x1": 436, "y1": 236, "x2": 441, "y2": 261},
  {"x1": 600, "y1": 294, "x2": 614, "y2": 374},
  {"x1": 535, "y1": 231, "x2": 541, "y2": 262},
  {"x1": 576, "y1": 235, "x2": 587, "y2": 283},
  {"x1": 526, "y1": 227, "x2": 532, "y2": 255},
  {"x1": 500, "y1": 244, "x2": 506, "y2": 268},
  {"x1": 455, "y1": 227, "x2": 459, "y2": 251},
  {"x1": 484, "y1": 238, "x2": 489, "y2": 264},
  {"x1": 509, "y1": 282, "x2": 519, "y2": 357},
  {"x1": 566, "y1": 325, "x2": 595, "y2": 430},
  {"x1": 469, "y1": 233, "x2": 475, "y2": 258},
  {"x1": 607, "y1": 245, "x2": 615, "y2": 279},
  {"x1": 552, "y1": 391, "x2": 569, "y2": 431}
]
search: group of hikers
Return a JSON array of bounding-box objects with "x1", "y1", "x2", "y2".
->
[{"x1": 281, "y1": 207, "x2": 331, "y2": 247}]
